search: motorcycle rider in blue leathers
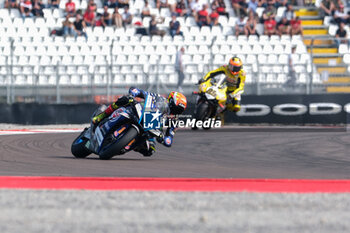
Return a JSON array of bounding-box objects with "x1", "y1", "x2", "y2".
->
[{"x1": 92, "y1": 87, "x2": 187, "y2": 156}]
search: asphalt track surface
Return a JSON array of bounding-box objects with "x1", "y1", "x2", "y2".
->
[
  {"x1": 1, "y1": 127, "x2": 350, "y2": 179},
  {"x1": 1, "y1": 126, "x2": 350, "y2": 233}
]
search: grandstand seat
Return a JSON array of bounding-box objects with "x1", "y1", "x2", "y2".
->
[
  {"x1": 14, "y1": 46, "x2": 25, "y2": 56},
  {"x1": 262, "y1": 44, "x2": 273, "y2": 54},
  {"x1": 189, "y1": 27, "x2": 200, "y2": 36},
  {"x1": 10, "y1": 9, "x2": 20, "y2": 18},
  {"x1": 343, "y1": 53, "x2": 350, "y2": 63},
  {"x1": 338, "y1": 44, "x2": 348, "y2": 54},
  {"x1": 267, "y1": 54, "x2": 278, "y2": 64},
  {"x1": 248, "y1": 35, "x2": 258, "y2": 45},
  {"x1": 328, "y1": 24, "x2": 337, "y2": 36},
  {"x1": 295, "y1": 44, "x2": 307, "y2": 54},
  {"x1": 274, "y1": 44, "x2": 284, "y2": 54},
  {"x1": 218, "y1": 16, "x2": 228, "y2": 27},
  {"x1": 241, "y1": 44, "x2": 252, "y2": 54}
]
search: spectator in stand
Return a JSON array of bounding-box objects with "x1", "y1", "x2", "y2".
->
[
  {"x1": 235, "y1": 15, "x2": 247, "y2": 36},
  {"x1": 108, "y1": 0, "x2": 118, "y2": 8},
  {"x1": 245, "y1": 10, "x2": 259, "y2": 36},
  {"x1": 190, "y1": 0, "x2": 202, "y2": 17},
  {"x1": 334, "y1": 5, "x2": 350, "y2": 24},
  {"x1": 157, "y1": 0, "x2": 170, "y2": 10},
  {"x1": 19, "y1": 0, "x2": 33, "y2": 19},
  {"x1": 169, "y1": 13, "x2": 183, "y2": 37},
  {"x1": 141, "y1": 1, "x2": 151, "y2": 19},
  {"x1": 258, "y1": 0, "x2": 267, "y2": 8},
  {"x1": 112, "y1": 6, "x2": 123, "y2": 27},
  {"x1": 118, "y1": 0, "x2": 129, "y2": 8},
  {"x1": 232, "y1": 0, "x2": 248, "y2": 17},
  {"x1": 284, "y1": 45, "x2": 296, "y2": 87},
  {"x1": 210, "y1": 9, "x2": 220, "y2": 26},
  {"x1": 149, "y1": 15, "x2": 166, "y2": 36},
  {"x1": 101, "y1": 5, "x2": 112, "y2": 27},
  {"x1": 290, "y1": 16, "x2": 303, "y2": 36},
  {"x1": 32, "y1": 0, "x2": 44, "y2": 17},
  {"x1": 217, "y1": 0, "x2": 229, "y2": 17},
  {"x1": 175, "y1": 47, "x2": 185, "y2": 92},
  {"x1": 4, "y1": 0, "x2": 18, "y2": 8},
  {"x1": 264, "y1": 15, "x2": 277, "y2": 36},
  {"x1": 261, "y1": 4, "x2": 276, "y2": 22},
  {"x1": 247, "y1": 0, "x2": 258, "y2": 14},
  {"x1": 319, "y1": 0, "x2": 335, "y2": 17},
  {"x1": 122, "y1": 6, "x2": 133, "y2": 26},
  {"x1": 62, "y1": 15, "x2": 75, "y2": 37},
  {"x1": 196, "y1": 4, "x2": 211, "y2": 27},
  {"x1": 283, "y1": 4, "x2": 295, "y2": 22},
  {"x1": 87, "y1": 0, "x2": 97, "y2": 12},
  {"x1": 175, "y1": 0, "x2": 188, "y2": 17},
  {"x1": 212, "y1": 0, "x2": 229, "y2": 18},
  {"x1": 83, "y1": 8, "x2": 96, "y2": 26},
  {"x1": 65, "y1": 0, "x2": 76, "y2": 17},
  {"x1": 73, "y1": 14, "x2": 88, "y2": 40},
  {"x1": 267, "y1": 0, "x2": 286, "y2": 8},
  {"x1": 49, "y1": 0, "x2": 60, "y2": 8},
  {"x1": 335, "y1": 22, "x2": 349, "y2": 47},
  {"x1": 277, "y1": 16, "x2": 290, "y2": 36}
]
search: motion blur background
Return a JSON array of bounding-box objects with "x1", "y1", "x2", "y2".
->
[{"x1": 0, "y1": 0, "x2": 349, "y2": 104}]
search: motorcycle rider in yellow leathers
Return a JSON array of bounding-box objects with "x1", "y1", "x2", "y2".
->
[{"x1": 198, "y1": 56, "x2": 246, "y2": 113}]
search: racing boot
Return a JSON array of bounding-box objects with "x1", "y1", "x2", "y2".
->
[
  {"x1": 92, "y1": 96, "x2": 134, "y2": 125},
  {"x1": 135, "y1": 140, "x2": 156, "y2": 157},
  {"x1": 215, "y1": 112, "x2": 224, "y2": 126}
]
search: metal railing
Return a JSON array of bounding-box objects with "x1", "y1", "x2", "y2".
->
[
  {"x1": 0, "y1": 38, "x2": 321, "y2": 104},
  {"x1": 308, "y1": 36, "x2": 350, "y2": 93}
]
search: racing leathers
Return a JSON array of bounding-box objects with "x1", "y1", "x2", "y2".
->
[
  {"x1": 199, "y1": 65, "x2": 246, "y2": 112},
  {"x1": 92, "y1": 87, "x2": 177, "y2": 157}
]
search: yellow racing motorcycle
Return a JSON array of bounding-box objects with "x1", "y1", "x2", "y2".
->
[{"x1": 192, "y1": 74, "x2": 228, "y2": 130}]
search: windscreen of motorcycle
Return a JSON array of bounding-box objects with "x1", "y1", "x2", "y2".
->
[
  {"x1": 135, "y1": 103, "x2": 143, "y2": 119},
  {"x1": 154, "y1": 96, "x2": 170, "y2": 115},
  {"x1": 144, "y1": 95, "x2": 170, "y2": 116}
]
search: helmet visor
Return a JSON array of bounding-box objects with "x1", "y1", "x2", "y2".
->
[
  {"x1": 170, "y1": 105, "x2": 185, "y2": 115},
  {"x1": 229, "y1": 63, "x2": 241, "y2": 73}
]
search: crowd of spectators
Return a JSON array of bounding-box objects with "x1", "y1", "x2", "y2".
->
[
  {"x1": 317, "y1": 0, "x2": 349, "y2": 47},
  {"x1": 3, "y1": 0, "x2": 306, "y2": 39},
  {"x1": 234, "y1": 0, "x2": 303, "y2": 37}
]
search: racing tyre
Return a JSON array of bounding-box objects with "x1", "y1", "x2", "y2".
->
[
  {"x1": 71, "y1": 129, "x2": 91, "y2": 158},
  {"x1": 193, "y1": 102, "x2": 211, "y2": 130},
  {"x1": 99, "y1": 127, "x2": 138, "y2": 160}
]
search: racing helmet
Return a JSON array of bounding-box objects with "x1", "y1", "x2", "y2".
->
[
  {"x1": 228, "y1": 57, "x2": 243, "y2": 75},
  {"x1": 168, "y1": 91, "x2": 187, "y2": 115}
]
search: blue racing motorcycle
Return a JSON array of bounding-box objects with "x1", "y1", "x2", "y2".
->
[{"x1": 71, "y1": 96, "x2": 164, "y2": 160}]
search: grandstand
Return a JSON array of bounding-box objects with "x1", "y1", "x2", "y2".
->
[{"x1": 0, "y1": 0, "x2": 349, "y2": 103}]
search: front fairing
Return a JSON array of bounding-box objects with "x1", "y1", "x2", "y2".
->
[{"x1": 198, "y1": 75, "x2": 228, "y2": 104}]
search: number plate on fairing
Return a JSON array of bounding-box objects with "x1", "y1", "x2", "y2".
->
[
  {"x1": 95, "y1": 126, "x2": 104, "y2": 146},
  {"x1": 135, "y1": 103, "x2": 143, "y2": 118}
]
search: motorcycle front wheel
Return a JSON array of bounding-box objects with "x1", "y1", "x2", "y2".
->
[{"x1": 99, "y1": 127, "x2": 139, "y2": 160}]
